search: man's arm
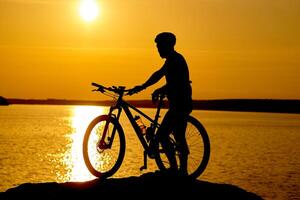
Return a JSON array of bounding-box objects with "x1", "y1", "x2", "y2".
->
[
  {"x1": 141, "y1": 66, "x2": 166, "y2": 89},
  {"x1": 128, "y1": 66, "x2": 165, "y2": 95}
]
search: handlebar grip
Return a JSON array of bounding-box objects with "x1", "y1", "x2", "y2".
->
[{"x1": 92, "y1": 82, "x2": 102, "y2": 87}]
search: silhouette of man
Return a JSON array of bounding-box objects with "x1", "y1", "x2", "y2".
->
[{"x1": 130, "y1": 32, "x2": 192, "y2": 175}]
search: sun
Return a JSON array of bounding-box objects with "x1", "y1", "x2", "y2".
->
[{"x1": 79, "y1": 0, "x2": 100, "y2": 22}]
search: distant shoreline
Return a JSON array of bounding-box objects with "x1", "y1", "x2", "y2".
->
[{"x1": 2, "y1": 98, "x2": 300, "y2": 114}]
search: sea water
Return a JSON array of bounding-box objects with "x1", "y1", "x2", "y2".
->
[{"x1": 0, "y1": 105, "x2": 299, "y2": 200}]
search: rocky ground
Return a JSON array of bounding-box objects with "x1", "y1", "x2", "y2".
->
[{"x1": 0, "y1": 172, "x2": 264, "y2": 200}]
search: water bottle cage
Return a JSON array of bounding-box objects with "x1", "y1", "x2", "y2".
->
[{"x1": 145, "y1": 126, "x2": 155, "y2": 142}]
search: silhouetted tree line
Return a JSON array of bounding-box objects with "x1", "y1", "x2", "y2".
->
[
  {"x1": 0, "y1": 96, "x2": 9, "y2": 105},
  {"x1": 2, "y1": 97, "x2": 300, "y2": 113}
]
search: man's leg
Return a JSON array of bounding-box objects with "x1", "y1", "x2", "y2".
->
[
  {"x1": 173, "y1": 113, "x2": 189, "y2": 175},
  {"x1": 157, "y1": 110, "x2": 178, "y2": 171}
]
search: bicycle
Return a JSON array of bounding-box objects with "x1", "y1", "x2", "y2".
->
[{"x1": 83, "y1": 82, "x2": 210, "y2": 179}]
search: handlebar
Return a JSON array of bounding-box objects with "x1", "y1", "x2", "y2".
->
[
  {"x1": 91, "y1": 82, "x2": 167, "y2": 102},
  {"x1": 91, "y1": 82, "x2": 103, "y2": 88},
  {"x1": 92, "y1": 82, "x2": 131, "y2": 96}
]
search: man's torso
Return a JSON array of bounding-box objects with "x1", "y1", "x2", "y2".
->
[{"x1": 163, "y1": 51, "x2": 192, "y2": 112}]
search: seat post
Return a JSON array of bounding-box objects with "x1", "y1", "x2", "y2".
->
[{"x1": 154, "y1": 95, "x2": 164, "y2": 123}]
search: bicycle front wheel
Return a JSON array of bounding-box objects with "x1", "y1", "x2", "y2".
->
[
  {"x1": 83, "y1": 115, "x2": 125, "y2": 178},
  {"x1": 155, "y1": 115, "x2": 210, "y2": 179}
]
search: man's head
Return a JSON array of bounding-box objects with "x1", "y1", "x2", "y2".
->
[{"x1": 155, "y1": 32, "x2": 176, "y2": 58}]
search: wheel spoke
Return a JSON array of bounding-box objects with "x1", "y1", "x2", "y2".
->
[
  {"x1": 83, "y1": 115, "x2": 125, "y2": 178},
  {"x1": 155, "y1": 116, "x2": 210, "y2": 179}
]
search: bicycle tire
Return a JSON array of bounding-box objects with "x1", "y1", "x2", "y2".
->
[
  {"x1": 83, "y1": 115, "x2": 125, "y2": 178},
  {"x1": 154, "y1": 115, "x2": 210, "y2": 179}
]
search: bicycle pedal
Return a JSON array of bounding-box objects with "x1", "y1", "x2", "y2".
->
[{"x1": 140, "y1": 166, "x2": 147, "y2": 171}]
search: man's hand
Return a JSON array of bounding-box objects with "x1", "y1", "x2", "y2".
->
[
  {"x1": 151, "y1": 87, "x2": 166, "y2": 103},
  {"x1": 128, "y1": 85, "x2": 145, "y2": 95}
]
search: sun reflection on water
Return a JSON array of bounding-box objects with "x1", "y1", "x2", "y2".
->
[{"x1": 61, "y1": 105, "x2": 107, "y2": 182}]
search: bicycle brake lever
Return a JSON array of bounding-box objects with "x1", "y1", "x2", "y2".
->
[
  {"x1": 126, "y1": 90, "x2": 134, "y2": 96},
  {"x1": 92, "y1": 87, "x2": 104, "y2": 92},
  {"x1": 98, "y1": 87, "x2": 105, "y2": 92}
]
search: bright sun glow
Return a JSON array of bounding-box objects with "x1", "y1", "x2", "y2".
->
[
  {"x1": 64, "y1": 106, "x2": 107, "y2": 182},
  {"x1": 79, "y1": 0, "x2": 100, "y2": 22}
]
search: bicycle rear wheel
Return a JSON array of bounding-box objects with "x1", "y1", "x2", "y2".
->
[
  {"x1": 83, "y1": 115, "x2": 125, "y2": 178},
  {"x1": 154, "y1": 115, "x2": 210, "y2": 179}
]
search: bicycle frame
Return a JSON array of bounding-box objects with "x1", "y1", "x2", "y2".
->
[{"x1": 103, "y1": 92, "x2": 164, "y2": 158}]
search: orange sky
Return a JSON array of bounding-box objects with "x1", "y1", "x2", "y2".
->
[{"x1": 0, "y1": 0, "x2": 299, "y2": 100}]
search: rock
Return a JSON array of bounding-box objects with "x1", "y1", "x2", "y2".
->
[{"x1": 0, "y1": 172, "x2": 264, "y2": 200}]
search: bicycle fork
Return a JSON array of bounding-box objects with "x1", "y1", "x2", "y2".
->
[{"x1": 98, "y1": 106, "x2": 121, "y2": 150}]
